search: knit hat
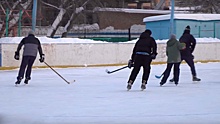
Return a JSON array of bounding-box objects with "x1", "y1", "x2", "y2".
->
[
  {"x1": 170, "y1": 34, "x2": 176, "y2": 39},
  {"x1": 144, "y1": 29, "x2": 152, "y2": 35},
  {"x1": 185, "y1": 25, "x2": 190, "y2": 30},
  {"x1": 28, "y1": 30, "x2": 35, "y2": 35}
]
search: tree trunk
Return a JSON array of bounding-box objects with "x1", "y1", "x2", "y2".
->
[
  {"x1": 61, "y1": 0, "x2": 91, "y2": 37},
  {"x1": 46, "y1": 8, "x2": 66, "y2": 37}
]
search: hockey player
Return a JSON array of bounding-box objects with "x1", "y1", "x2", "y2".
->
[
  {"x1": 160, "y1": 34, "x2": 186, "y2": 86},
  {"x1": 127, "y1": 29, "x2": 157, "y2": 91},
  {"x1": 169, "y1": 25, "x2": 201, "y2": 82},
  {"x1": 14, "y1": 30, "x2": 45, "y2": 85}
]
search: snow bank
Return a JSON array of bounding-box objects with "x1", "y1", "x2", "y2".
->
[{"x1": 0, "y1": 37, "x2": 220, "y2": 44}]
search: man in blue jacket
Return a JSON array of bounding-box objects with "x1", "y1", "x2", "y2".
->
[
  {"x1": 14, "y1": 30, "x2": 45, "y2": 86},
  {"x1": 170, "y1": 25, "x2": 201, "y2": 82}
]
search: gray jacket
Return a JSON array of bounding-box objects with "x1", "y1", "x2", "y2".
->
[{"x1": 16, "y1": 34, "x2": 43, "y2": 57}]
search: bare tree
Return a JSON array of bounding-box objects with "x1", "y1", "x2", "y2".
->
[
  {"x1": 0, "y1": 0, "x2": 129, "y2": 37},
  {"x1": 195, "y1": 0, "x2": 220, "y2": 13},
  {"x1": 175, "y1": 0, "x2": 220, "y2": 13},
  {"x1": 43, "y1": 0, "x2": 108, "y2": 37},
  {"x1": 61, "y1": 0, "x2": 91, "y2": 37},
  {"x1": 0, "y1": 0, "x2": 32, "y2": 37},
  {"x1": 41, "y1": 0, "x2": 74, "y2": 37}
]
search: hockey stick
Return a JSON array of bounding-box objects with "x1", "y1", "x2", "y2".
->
[
  {"x1": 155, "y1": 72, "x2": 164, "y2": 79},
  {"x1": 105, "y1": 65, "x2": 129, "y2": 74},
  {"x1": 44, "y1": 62, "x2": 75, "y2": 84}
]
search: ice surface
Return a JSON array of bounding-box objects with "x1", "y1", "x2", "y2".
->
[{"x1": 0, "y1": 62, "x2": 220, "y2": 124}]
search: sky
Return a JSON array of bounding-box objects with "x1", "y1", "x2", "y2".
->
[{"x1": 0, "y1": 62, "x2": 220, "y2": 124}]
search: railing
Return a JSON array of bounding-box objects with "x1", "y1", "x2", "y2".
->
[{"x1": 67, "y1": 30, "x2": 141, "y2": 42}]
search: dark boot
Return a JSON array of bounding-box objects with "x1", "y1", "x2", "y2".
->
[
  {"x1": 24, "y1": 77, "x2": 31, "y2": 84},
  {"x1": 24, "y1": 79, "x2": 29, "y2": 84},
  {"x1": 192, "y1": 76, "x2": 201, "y2": 81},
  {"x1": 127, "y1": 80, "x2": 133, "y2": 91},
  {"x1": 169, "y1": 78, "x2": 174, "y2": 82},
  {"x1": 160, "y1": 81, "x2": 165, "y2": 86},
  {"x1": 174, "y1": 82, "x2": 178, "y2": 86},
  {"x1": 15, "y1": 77, "x2": 22, "y2": 85},
  {"x1": 141, "y1": 80, "x2": 146, "y2": 90}
]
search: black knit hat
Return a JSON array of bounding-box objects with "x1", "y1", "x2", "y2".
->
[
  {"x1": 185, "y1": 25, "x2": 190, "y2": 30},
  {"x1": 145, "y1": 29, "x2": 152, "y2": 35}
]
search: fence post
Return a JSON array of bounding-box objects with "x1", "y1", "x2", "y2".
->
[
  {"x1": 32, "y1": 0, "x2": 37, "y2": 31},
  {"x1": 214, "y1": 22, "x2": 216, "y2": 38},
  {"x1": 0, "y1": 44, "x2": 2, "y2": 66},
  {"x1": 18, "y1": 10, "x2": 22, "y2": 37},
  {"x1": 170, "y1": 0, "x2": 175, "y2": 35},
  {"x1": 128, "y1": 28, "x2": 131, "y2": 41},
  {"x1": 5, "y1": 8, "x2": 9, "y2": 37}
]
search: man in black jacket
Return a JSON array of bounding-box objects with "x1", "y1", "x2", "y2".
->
[
  {"x1": 127, "y1": 29, "x2": 157, "y2": 91},
  {"x1": 170, "y1": 25, "x2": 201, "y2": 82},
  {"x1": 14, "y1": 30, "x2": 45, "y2": 86}
]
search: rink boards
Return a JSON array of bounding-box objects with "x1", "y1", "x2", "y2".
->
[{"x1": 1, "y1": 42, "x2": 220, "y2": 67}]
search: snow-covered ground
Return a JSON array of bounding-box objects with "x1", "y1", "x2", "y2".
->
[
  {"x1": 0, "y1": 62, "x2": 220, "y2": 124},
  {"x1": 0, "y1": 37, "x2": 220, "y2": 44}
]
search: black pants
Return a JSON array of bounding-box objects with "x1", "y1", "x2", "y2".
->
[
  {"x1": 161, "y1": 63, "x2": 180, "y2": 84},
  {"x1": 181, "y1": 55, "x2": 196, "y2": 76},
  {"x1": 17, "y1": 56, "x2": 36, "y2": 80},
  {"x1": 128, "y1": 55, "x2": 152, "y2": 84}
]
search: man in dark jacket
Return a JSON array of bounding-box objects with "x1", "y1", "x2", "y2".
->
[
  {"x1": 14, "y1": 30, "x2": 45, "y2": 86},
  {"x1": 170, "y1": 25, "x2": 201, "y2": 82},
  {"x1": 127, "y1": 29, "x2": 157, "y2": 91}
]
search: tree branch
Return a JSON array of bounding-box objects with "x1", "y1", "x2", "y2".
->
[
  {"x1": 0, "y1": 4, "x2": 6, "y2": 15},
  {"x1": 41, "y1": 0, "x2": 60, "y2": 10}
]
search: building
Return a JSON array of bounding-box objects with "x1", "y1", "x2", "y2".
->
[
  {"x1": 93, "y1": 7, "x2": 176, "y2": 30},
  {"x1": 127, "y1": 0, "x2": 170, "y2": 10},
  {"x1": 143, "y1": 14, "x2": 220, "y2": 40}
]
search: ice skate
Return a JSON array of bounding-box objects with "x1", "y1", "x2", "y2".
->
[
  {"x1": 169, "y1": 78, "x2": 174, "y2": 82},
  {"x1": 174, "y1": 82, "x2": 178, "y2": 86},
  {"x1": 192, "y1": 76, "x2": 201, "y2": 82},
  {"x1": 127, "y1": 80, "x2": 133, "y2": 91},
  {"x1": 24, "y1": 79, "x2": 29, "y2": 85},
  {"x1": 141, "y1": 84, "x2": 146, "y2": 91},
  {"x1": 141, "y1": 80, "x2": 146, "y2": 91},
  {"x1": 160, "y1": 82, "x2": 165, "y2": 86},
  {"x1": 15, "y1": 77, "x2": 22, "y2": 86},
  {"x1": 15, "y1": 81, "x2": 21, "y2": 87}
]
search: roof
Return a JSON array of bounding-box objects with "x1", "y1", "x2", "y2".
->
[
  {"x1": 93, "y1": 7, "x2": 184, "y2": 14},
  {"x1": 143, "y1": 14, "x2": 220, "y2": 22}
]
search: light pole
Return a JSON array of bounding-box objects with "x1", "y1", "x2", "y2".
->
[
  {"x1": 170, "y1": 0, "x2": 175, "y2": 35},
  {"x1": 32, "y1": 0, "x2": 37, "y2": 31}
]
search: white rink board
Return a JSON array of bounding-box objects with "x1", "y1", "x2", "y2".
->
[{"x1": 1, "y1": 42, "x2": 220, "y2": 67}]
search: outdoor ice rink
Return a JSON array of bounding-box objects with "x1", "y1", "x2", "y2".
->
[{"x1": 1, "y1": 62, "x2": 220, "y2": 124}]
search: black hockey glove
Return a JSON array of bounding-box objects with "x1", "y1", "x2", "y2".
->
[
  {"x1": 14, "y1": 51, "x2": 19, "y2": 60},
  {"x1": 151, "y1": 53, "x2": 157, "y2": 60},
  {"x1": 128, "y1": 59, "x2": 134, "y2": 69},
  {"x1": 39, "y1": 54, "x2": 45, "y2": 63},
  {"x1": 191, "y1": 54, "x2": 194, "y2": 59}
]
